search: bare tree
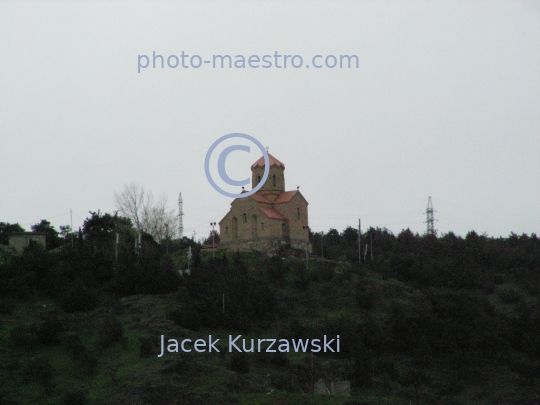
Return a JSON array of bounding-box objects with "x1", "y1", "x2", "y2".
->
[{"x1": 114, "y1": 183, "x2": 177, "y2": 242}]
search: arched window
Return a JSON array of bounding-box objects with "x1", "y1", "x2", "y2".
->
[
  {"x1": 261, "y1": 222, "x2": 265, "y2": 230},
  {"x1": 272, "y1": 175, "x2": 276, "y2": 187},
  {"x1": 243, "y1": 213, "x2": 247, "y2": 223},
  {"x1": 296, "y1": 207, "x2": 300, "y2": 219},
  {"x1": 257, "y1": 175, "x2": 261, "y2": 184}
]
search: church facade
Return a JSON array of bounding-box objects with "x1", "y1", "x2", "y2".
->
[{"x1": 219, "y1": 153, "x2": 311, "y2": 253}]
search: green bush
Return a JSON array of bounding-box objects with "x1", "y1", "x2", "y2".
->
[
  {"x1": 59, "y1": 283, "x2": 99, "y2": 313},
  {"x1": 97, "y1": 316, "x2": 124, "y2": 349},
  {"x1": 20, "y1": 357, "x2": 55, "y2": 391},
  {"x1": 292, "y1": 264, "x2": 309, "y2": 290},
  {"x1": 228, "y1": 352, "x2": 250, "y2": 374},
  {"x1": 267, "y1": 256, "x2": 288, "y2": 284},
  {"x1": 37, "y1": 316, "x2": 64, "y2": 345},
  {"x1": 497, "y1": 284, "x2": 522, "y2": 305},
  {"x1": 139, "y1": 336, "x2": 156, "y2": 357},
  {"x1": 0, "y1": 299, "x2": 15, "y2": 315},
  {"x1": 168, "y1": 306, "x2": 202, "y2": 331},
  {"x1": 65, "y1": 333, "x2": 84, "y2": 358},
  {"x1": 356, "y1": 284, "x2": 376, "y2": 310},
  {"x1": 270, "y1": 372, "x2": 294, "y2": 391},
  {"x1": 256, "y1": 351, "x2": 290, "y2": 368},
  {"x1": 61, "y1": 389, "x2": 87, "y2": 405},
  {"x1": 9, "y1": 325, "x2": 38, "y2": 348}
]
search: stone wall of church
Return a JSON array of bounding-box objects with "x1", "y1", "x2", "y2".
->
[
  {"x1": 220, "y1": 237, "x2": 312, "y2": 254},
  {"x1": 220, "y1": 194, "x2": 310, "y2": 245},
  {"x1": 273, "y1": 194, "x2": 309, "y2": 240}
]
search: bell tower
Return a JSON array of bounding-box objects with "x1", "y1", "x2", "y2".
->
[{"x1": 251, "y1": 153, "x2": 285, "y2": 194}]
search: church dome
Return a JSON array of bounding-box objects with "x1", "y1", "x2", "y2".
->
[{"x1": 251, "y1": 153, "x2": 285, "y2": 169}]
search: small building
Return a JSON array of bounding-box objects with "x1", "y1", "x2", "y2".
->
[
  {"x1": 219, "y1": 153, "x2": 311, "y2": 253},
  {"x1": 8, "y1": 232, "x2": 46, "y2": 255}
]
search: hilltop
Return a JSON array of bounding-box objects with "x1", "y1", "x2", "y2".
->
[{"x1": 1, "y1": 221, "x2": 540, "y2": 404}]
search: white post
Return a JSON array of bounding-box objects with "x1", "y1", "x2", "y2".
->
[
  {"x1": 70, "y1": 209, "x2": 74, "y2": 248},
  {"x1": 210, "y1": 222, "x2": 216, "y2": 258}
]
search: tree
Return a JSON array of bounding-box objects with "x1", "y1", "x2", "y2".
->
[
  {"x1": 203, "y1": 230, "x2": 220, "y2": 245},
  {"x1": 114, "y1": 183, "x2": 177, "y2": 242},
  {"x1": 0, "y1": 222, "x2": 25, "y2": 245},
  {"x1": 31, "y1": 220, "x2": 61, "y2": 250},
  {"x1": 82, "y1": 211, "x2": 132, "y2": 249}
]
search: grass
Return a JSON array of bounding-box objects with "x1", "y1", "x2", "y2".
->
[{"x1": 1, "y1": 292, "x2": 405, "y2": 405}]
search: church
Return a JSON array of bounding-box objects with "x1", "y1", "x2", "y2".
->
[{"x1": 219, "y1": 153, "x2": 311, "y2": 253}]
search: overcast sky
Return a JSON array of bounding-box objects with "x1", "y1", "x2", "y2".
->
[{"x1": 1, "y1": 0, "x2": 539, "y2": 240}]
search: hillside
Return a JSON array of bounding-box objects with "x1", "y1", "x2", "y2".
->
[{"x1": 1, "y1": 224, "x2": 540, "y2": 404}]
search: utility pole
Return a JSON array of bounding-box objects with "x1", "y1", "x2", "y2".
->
[
  {"x1": 303, "y1": 226, "x2": 309, "y2": 269},
  {"x1": 187, "y1": 245, "x2": 192, "y2": 274},
  {"x1": 70, "y1": 209, "x2": 74, "y2": 248},
  {"x1": 210, "y1": 222, "x2": 216, "y2": 259},
  {"x1": 135, "y1": 231, "x2": 141, "y2": 261},
  {"x1": 358, "y1": 219, "x2": 361, "y2": 263},
  {"x1": 364, "y1": 244, "x2": 368, "y2": 261},
  {"x1": 164, "y1": 223, "x2": 169, "y2": 256},
  {"x1": 115, "y1": 232, "x2": 119, "y2": 266},
  {"x1": 320, "y1": 231, "x2": 324, "y2": 259},
  {"x1": 370, "y1": 228, "x2": 373, "y2": 261}
]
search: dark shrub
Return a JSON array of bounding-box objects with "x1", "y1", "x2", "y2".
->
[
  {"x1": 267, "y1": 256, "x2": 288, "y2": 284},
  {"x1": 159, "y1": 357, "x2": 199, "y2": 375},
  {"x1": 139, "y1": 336, "x2": 156, "y2": 357},
  {"x1": 168, "y1": 306, "x2": 202, "y2": 331},
  {"x1": 320, "y1": 264, "x2": 334, "y2": 282},
  {"x1": 37, "y1": 316, "x2": 64, "y2": 345},
  {"x1": 292, "y1": 264, "x2": 309, "y2": 290},
  {"x1": 497, "y1": 285, "x2": 522, "y2": 305},
  {"x1": 9, "y1": 325, "x2": 38, "y2": 348},
  {"x1": 256, "y1": 351, "x2": 290, "y2": 368},
  {"x1": 228, "y1": 352, "x2": 250, "y2": 374},
  {"x1": 80, "y1": 352, "x2": 99, "y2": 376},
  {"x1": 61, "y1": 389, "x2": 87, "y2": 405},
  {"x1": 270, "y1": 372, "x2": 294, "y2": 391},
  {"x1": 63, "y1": 333, "x2": 98, "y2": 375},
  {"x1": 0, "y1": 299, "x2": 15, "y2": 315},
  {"x1": 269, "y1": 352, "x2": 290, "y2": 368},
  {"x1": 348, "y1": 345, "x2": 373, "y2": 388},
  {"x1": 0, "y1": 390, "x2": 19, "y2": 405},
  {"x1": 20, "y1": 357, "x2": 54, "y2": 391},
  {"x1": 97, "y1": 317, "x2": 124, "y2": 349},
  {"x1": 59, "y1": 283, "x2": 99, "y2": 313},
  {"x1": 356, "y1": 284, "x2": 376, "y2": 310},
  {"x1": 65, "y1": 334, "x2": 85, "y2": 359}
]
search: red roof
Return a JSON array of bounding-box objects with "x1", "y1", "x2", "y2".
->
[
  {"x1": 273, "y1": 190, "x2": 298, "y2": 203},
  {"x1": 249, "y1": 193, "x2": 271, "y2": 203},
  {"x1": 251, "y1": 153, "x2": 285, "y2": 169},
  {"x1": 257, "y1": 206, "x2": 285, "y2": 220}
]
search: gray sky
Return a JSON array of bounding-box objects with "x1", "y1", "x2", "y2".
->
[{"x1": 1, "y1": 0, "x2": 539, "y2": 240}]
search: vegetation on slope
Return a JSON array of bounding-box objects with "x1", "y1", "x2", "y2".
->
[{"x1": 1, "y1": 215, "x2": 539, "y2": 404}]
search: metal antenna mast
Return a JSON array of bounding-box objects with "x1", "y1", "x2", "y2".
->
[
  {"x1": 178, "y1": 193, "x2": 184, "y2": 238},
  {"x1": 425, "y1": 196, "x2": 437, "y2": 236}
]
